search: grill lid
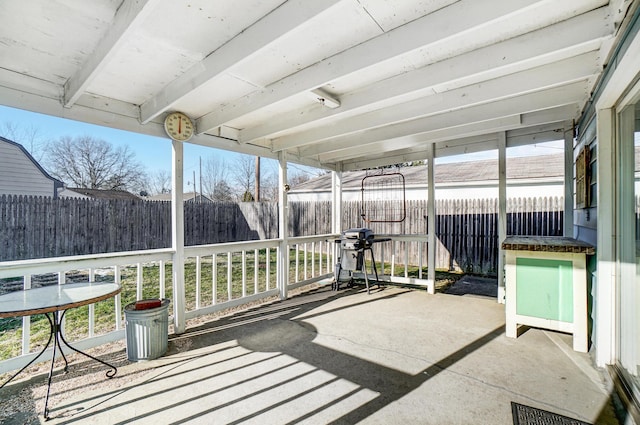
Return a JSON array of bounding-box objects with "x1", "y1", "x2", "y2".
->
[{"x1": 342, "y1": 228, "x2": 374, "y2": 240}]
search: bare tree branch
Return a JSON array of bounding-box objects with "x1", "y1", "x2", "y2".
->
[{"x1": 45, "y1": 135, "x2": 147, "y2": 192}]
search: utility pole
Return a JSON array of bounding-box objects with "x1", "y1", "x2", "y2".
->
[
  {"x1": 255, "y1": 156, "x2": 260, "y2": 202},
  {"x1": 199, "y1": 156, "x2": 203, "y2": 203}
]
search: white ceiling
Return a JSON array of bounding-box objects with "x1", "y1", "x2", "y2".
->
[{"x1": 0, "y1": 0, "x2": 635, "y2": 171}]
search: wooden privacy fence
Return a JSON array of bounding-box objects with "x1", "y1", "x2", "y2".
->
[
  {"x1": 0, "y1": 195, "x2": 563, "y2": 274},
  {"x1": 341, "y1": 197, "x2": 564, "y2": 275}
]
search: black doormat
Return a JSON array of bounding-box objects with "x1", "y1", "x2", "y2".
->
[{"x1": 511, "y1": 402, "x2": 592, "y2": 425}]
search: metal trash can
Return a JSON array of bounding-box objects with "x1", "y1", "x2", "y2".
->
[{"x1": 124, "y1": 299, "x2": 170, "y2": 361}]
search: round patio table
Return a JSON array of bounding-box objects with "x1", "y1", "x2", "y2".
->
[{"x1": 0, "y1": 281, "x2": 121, "y2": 419}]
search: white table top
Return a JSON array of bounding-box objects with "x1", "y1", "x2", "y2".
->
[{"x1": 0, "y1": 282, "x2": 121, "y2": 318}]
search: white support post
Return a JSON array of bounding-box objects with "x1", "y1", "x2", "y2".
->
[
  {"x1": 171, "y1": 139, "x2": 186, "y2": 334},
  {"x1": 498, "y1": 132, "x2": 507, "y2": 304},
  {"x1": 564, "y1": 126, "x2": 575, "y2": 237},
  {"x1": 595, "y1": 108, "x2": 616, "y2": 367},
  {"x1": 427, "y1": 143, "x2": 436, "y2": 294},
  {"x1": 332, "y1": 170, "x2": 343, "y2": 280},
  {"x1": 278, "y1": 151, "x2": 289, "y2": 300},
  {"x1": 332, "y1": 171, "x2": 343, "y2": 234}
]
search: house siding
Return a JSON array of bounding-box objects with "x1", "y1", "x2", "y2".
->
[
  {"x1": 574, "y1": 114, "x2": 597, "y2": 247},
  {"x1": 0, "y1": 141, "x2": 56, "y2": 197}
]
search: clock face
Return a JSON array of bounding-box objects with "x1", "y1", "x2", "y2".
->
[{"x1": 164, "y1": 112, "x2": 194, "y2": 141}]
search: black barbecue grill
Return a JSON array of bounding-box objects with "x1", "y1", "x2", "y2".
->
[{"x1": 334, "y1": 228, "x2": 389, "y2": 293}]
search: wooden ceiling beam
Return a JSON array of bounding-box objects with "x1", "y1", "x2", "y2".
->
[
  {"x1": 139, "y1": 0, "x2": 343, "y2": 124},
  {"x1": 271, "y1": 52, "x2": 599, "y2": 151},
  {"x1": 240, "y1": 6, "x2": 611, "y2": 143},
  {"x1": 63, "y1": 0, "x2": 160, "y2": 108},
  {"x1": 196, "y1": 0, "x2": 545, "y2": 134}
]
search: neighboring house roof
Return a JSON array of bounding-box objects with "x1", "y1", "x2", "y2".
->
[
  {"x1": 0, "y1": 136, "x2": 64, "y2": 197},
  {"x1": 146, "y1": 192, "x2": 212, "y2": 203},
  {"x1": 68, "y1": 188, "x2": 141, "y2": 201},
  {"x1": 58, "y1": 188, "x2": 91, "y2": 199},
  {"x1": 291, "y1": 153, "x2": 564, "y2": 193}
]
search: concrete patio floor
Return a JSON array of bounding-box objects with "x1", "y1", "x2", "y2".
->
[{"x1": 12, "y1": 284, "x2": 621, "y2": 424}]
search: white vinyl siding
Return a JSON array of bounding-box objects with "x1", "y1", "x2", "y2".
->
[{"x1": 0, "y1": 142, "x2": 56, "y2": 197}]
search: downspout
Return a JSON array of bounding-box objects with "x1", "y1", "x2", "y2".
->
[{"x1": 171, "y1": 140, "x2": 186, "y2": 334}]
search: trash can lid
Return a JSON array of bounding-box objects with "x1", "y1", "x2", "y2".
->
[{"x1": 124, "y1": 298, "x2": 170, "y2": 312}]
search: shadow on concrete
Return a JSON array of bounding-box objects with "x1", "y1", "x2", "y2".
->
[
  {"x1": 45, "y1": 286, "x2": 505, "y2": 424},
  {"x1": 444, "y1": 274, "x2": 498, "y2": 298}
]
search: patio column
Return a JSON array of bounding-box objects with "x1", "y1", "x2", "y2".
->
[
  {"x1": 332, "y1": 170, "x2": 343, "y2": 276},
  {"x1": 563, "y1": 126, "x2": 574, "y2": 237},
  {"x1": 497, "y1": 132, "x2": 507, "y2": 304},
  {"x1": 171, "y1": 139, "x2": 186, "y2": 334},
  {"x1": 331, "y1": 170, "x2": 343, "y2": 234},
  {"x1": 278, "y1": 151, "x2": 289, "y2": 300},
  {"x1": 594, "y1": 108, "x2": 616, "y2": 367},
  {"x1": 426, "y1": 143, "x2": 435, "y2": 294}
]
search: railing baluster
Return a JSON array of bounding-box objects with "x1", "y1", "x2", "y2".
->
[
  {"x1": 195, "y1": 255, "x2": 201, "y2": 309},
  {"x1": 304, "y1": 243, "x2": 308, "y2": 280},
  {"x1": 212, "y1": 254, "x2": 217, "y2": 305},
  {"x1": 254, "y1": 249, "x2": 259, "y2": 294},
  {"x1": 391, "y1": 241, "x2": 396, "y2": 276},
  {"x1": 311, "y1": 242, "x2": 316, "y2": 277},
  {"x1": 242, "y1": 251, "x2": 247, "y2": 297},
  {"x1": 227, "y1": 252, "x2": 232, "y2": 301},
  {"x1": 159, "y1": 260, "x2": 166, "y2": 300},
  {"x1": 136, "y1": 262, "x2": 143, "y2": 300},
  {"x1": 418, "y1": 242, "x2": 423, "y2": 279},
  {"x1": 89, "y1": 268, "x2": 95, "y2": 337},
  {"x1": 404, "y1": 242, "x2": 409, "y2": 278},
  {"x1": 266, "y1": 248, "x2": 270, "y2": 290},
  {"x1": 318, "y1": 241, "x2": 322, "y2": 275},
  {"x1": 115, "y1": 266, "x2": 122, "y2": 331},
  {"x1": 22, "y1": 274, "x2": 31, "y2": 356},
  {"x1": 295, "y1": 244, "x2": 299, "y2": 283}
]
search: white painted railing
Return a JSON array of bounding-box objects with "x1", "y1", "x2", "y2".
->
[
  {"x1": 0, "y1": 233, "x2": 430, "y2": 374},
  {"x1": 0, "y1": 235, "x2": 339, "y2": 374},
  {"x1": 374, "y1": 234, "x2": 430, "y2": 283}
]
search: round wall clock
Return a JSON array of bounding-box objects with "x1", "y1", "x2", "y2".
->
[{"x1": 164, "y1": 111, "x2": 194, "y2": 141}]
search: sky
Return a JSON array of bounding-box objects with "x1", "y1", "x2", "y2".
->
[
  {"x1": 1, "y1": 104, "x2": 565, "y2": 185},
  {"x1": 0, "y1": 104, "x2": 243, "y2": 179}
]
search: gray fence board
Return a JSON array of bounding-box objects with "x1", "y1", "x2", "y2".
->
[{"x1": 0, "y1": 195, "x2": 564, "y2": 275}]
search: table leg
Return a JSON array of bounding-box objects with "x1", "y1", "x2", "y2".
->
[
  {"x1": 40, "y1": 310, "x2": 117, "y2": 420},
  {"x1": 0, "y1": 313, "x2": 55, "y2": 390},
  {"x1": 56, "y1": 309, "x2": 118, "y2": 378},
  {"x1": 43, "y1": 313, "x2": 59, "y2": 419}
]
